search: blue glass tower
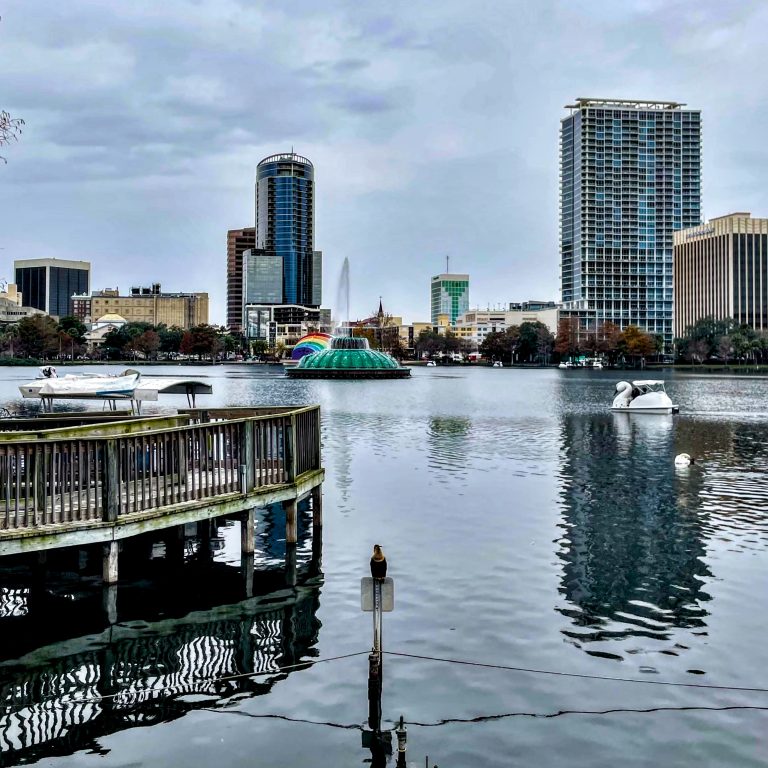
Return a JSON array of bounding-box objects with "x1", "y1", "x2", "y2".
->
[
  {"x1": 255, "y1": 153, "x2": 318, "y2": 307},
  {"x1": 560, "y1": 99, "x2": 702, "y2": 349}
]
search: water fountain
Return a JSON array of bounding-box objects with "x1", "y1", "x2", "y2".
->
[
  {"x1": 286, "y1": 335, "x2": 410, "y2": 379},
  {"x1": 286, "y1": 258, "x2": 410, "y2": 379},
  {"x1": 335, "y1": 257, "x2": 350, "y2": 331}
]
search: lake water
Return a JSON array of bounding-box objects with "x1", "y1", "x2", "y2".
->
[{"x1": 1, "y1": 364, "x2": 768, "y2": 767}]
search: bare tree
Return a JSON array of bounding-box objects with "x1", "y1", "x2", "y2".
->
[{"x1": 0, "y1": 110, "x2": 24, "y2": 162}]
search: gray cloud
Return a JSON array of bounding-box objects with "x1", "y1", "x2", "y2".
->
[{"x1": 1, "y1": 0, "x2": 768, "y2": 322}]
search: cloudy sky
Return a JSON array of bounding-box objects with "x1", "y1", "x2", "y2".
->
[{"x1": 1, "y1": 0, "x2": 767, "y2": 324}]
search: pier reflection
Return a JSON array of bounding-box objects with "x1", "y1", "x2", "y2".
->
[
  {"x1": 0, "y1": 507, "x2": 323, "y2": 765},
  {"x1": 555, "y1": 413, "x2": 711, "y2": 660}
]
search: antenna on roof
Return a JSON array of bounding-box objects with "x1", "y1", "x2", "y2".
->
[{"x1": 446, "y1": 254, "x2": 450, "y2": 273}]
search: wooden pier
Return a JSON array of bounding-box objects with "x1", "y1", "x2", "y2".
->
[{"x1": 0, "y1": 406, "x2": 324, "y2": 583}]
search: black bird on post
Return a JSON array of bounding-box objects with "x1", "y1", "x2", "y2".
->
[{"x1": 370, "y1": 544, "x2": 387, "y2": 579}]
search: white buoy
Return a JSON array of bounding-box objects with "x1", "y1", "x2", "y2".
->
[{"x1": 674, "y1": 453, "x2": 693, "y2": 466}]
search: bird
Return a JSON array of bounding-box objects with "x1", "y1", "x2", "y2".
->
[
  {"x1": 674, "y1": 453, "x2": 695, "y2": 466},
  {"x1": 370, "y1": 544, "x2": 387, "y2": 579}
]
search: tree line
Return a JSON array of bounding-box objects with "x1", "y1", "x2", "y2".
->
[
  {"x1": 0, "y1": 315, "x2": 241, "y2": 362},
  {"x1": 676, "y1": 317, "x2": 768, "y2": 364},
  {"x1": 553, "y1": 318, "x2": 660, "y2": 366}
]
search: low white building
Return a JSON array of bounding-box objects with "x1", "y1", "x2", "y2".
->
[
  {"x1": 454, "y1": 303, "x2": 560, "y2": 347},
  {"x1": 84, "y1": 313, "x2": 127, "y2": 349},
  {"x1": 0, "y1": 283, "x2": 44, "y2": 324}
]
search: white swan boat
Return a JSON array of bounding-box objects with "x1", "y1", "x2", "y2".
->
[{"x1": 611, "y1": 380, "x2": 678, "y2": 414}]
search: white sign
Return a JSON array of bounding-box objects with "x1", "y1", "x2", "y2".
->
[{"x1": 361, "y1": 577, "x2": 394, "y2": 612}]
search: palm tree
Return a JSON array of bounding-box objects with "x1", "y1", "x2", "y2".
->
[{"x1": 0, "y1": 323, "x2": 20, "y2": 357}]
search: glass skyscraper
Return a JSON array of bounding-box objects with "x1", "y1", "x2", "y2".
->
[
  {"x1": 560, "y1": 98, "x2": 702, "y2": 348},
  {"x1": 255, "y1": 153, "x2": 320, "y2": 307}
]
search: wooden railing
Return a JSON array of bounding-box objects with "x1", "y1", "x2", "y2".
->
[{"x1": 0, "y1": 406, "x2": 321, "y2": 532}]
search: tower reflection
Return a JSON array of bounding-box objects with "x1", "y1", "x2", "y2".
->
[{"x1": 555, "y1": 413, "x2": 711, "y2": 660}]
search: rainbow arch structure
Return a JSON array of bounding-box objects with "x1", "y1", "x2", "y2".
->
[{"x1": 291, "y1": 332, "x2": 333, "y2": 360}]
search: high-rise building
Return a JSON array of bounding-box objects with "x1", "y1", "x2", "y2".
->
[
  {"x1": 14, "y1": 258, "x2": 90, "y2": 319},
  {"x1": 226, "y1": 227, "x2": 256, "y2": 332},
  {"x1": 431, "y1": 273, "x2": 469, "y2": 325},
  {"x1": 255, "y1": 153, "x2": 320, "y2": 307},
  {"x1": 674, "y1": 212, "x2": 768, "y2": 336},
  {"x1": 560, "y1": 98, "x2": 702, "y2": 348}
]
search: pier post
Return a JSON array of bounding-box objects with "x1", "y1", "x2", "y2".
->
[
  {"x1": 239, "y1": 423, "x2": 254, "y2": 492},
  {"x1": 197, "y1": 518, "x2": 213, "y2": 561},
  {"x1": 103, "y1": 540, "x2": 119, "y2": 584},
  {"x1": 284, "y1": 498, "x2": 298, "y2": 544},
  {"x1": 311, "y1": 485, "x2": 323, "y2": 529},
  {"x1": 102, "y1": 585, "x2": 118, "y2": 625},
  {"x1": 165, "y1": 525, "x2": 185, "y2": 566},
  {"x1": 285, "y1": 544, "x2": 297, "y2": 587},
  {"x1": 241, "y1": 552, "x2": 254, "y2": 598},
  {"x1": 102, "y1": 441, "x2": 119, "y2": 523},
  {"x1": 241, "y1": 509, "x2": 255, "y2": 555}
]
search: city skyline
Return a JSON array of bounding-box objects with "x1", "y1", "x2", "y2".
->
[{"x1": 2, "y1": 2, "x2": 768, "y2": 324}]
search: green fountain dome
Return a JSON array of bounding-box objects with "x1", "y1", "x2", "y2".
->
[{"x1": 286, "y1": 336, "x2": 410, "y2": 379}]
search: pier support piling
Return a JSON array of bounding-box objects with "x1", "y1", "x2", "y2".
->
[
  {"x1": 284, "y1": 499, "x2": 298, "y2": 545},
  {"x1": 311, "y1": 485, "x2": 323, "y2": 528},
  {"x1": 103, "y1": 541, "x2": 119, "y2": 585},
  {"x1": 102, "y1": 584, "x2": 118, "y2": 625},
  {"x1": 241, "y1": 509, "x2": 255, "y2": 555},
  {"x1": 165, "y1": 525, "x2": 185, "y2": 566},
  {"x1": 285, "y1": 544, "x2": 297, "y2": 587},
  {"x1": 241, "y1": 552, "x2": 254, "y2": 598}
]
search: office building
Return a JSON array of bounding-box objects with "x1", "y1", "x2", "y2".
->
[
  {"x1": 14, "y1": 258, "x2": 90, "y2": 319},
  {"x1": 560, "y1": 98, "x2": 702, "y2": 348},
  {"x1": 88, "y1": 284, "x2": 208, "y2": 329},
  {"x1": 71, "y1": 288, "x2": 119, "y2": 321},
  {"x1": 244, "y1": 304, "x2": 332, "y2": 347},
  {"x1": 256, "y1": 153, "x2": 320, "y2": 307},
  {"x1": 226, "y1": 227, "x2": 256, "y2": 333},
  {"x1": 431, "y1": 273, "x2": 469, "y2": 325},
  {"x1": 243, "y1": 249, "x2": 282, "y2": 306},
  {"x1": 674, "y1": 213, "x2": 768, "y2": 336}
]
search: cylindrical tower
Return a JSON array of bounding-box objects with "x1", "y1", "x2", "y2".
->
[{"x1": 255, "y1": 153, "x2": 315, "y2": 306}]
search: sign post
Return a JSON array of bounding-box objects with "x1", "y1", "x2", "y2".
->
[{"x1": 361, "y1": 575, "x2": 394, "y2": 756}]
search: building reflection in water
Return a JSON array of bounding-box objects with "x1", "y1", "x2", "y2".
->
[
  {"x1": 555, "y1": 413, "x2": 712, "y2": 661},
  {"x1": 0, "y1": 502, "x2": 323, "y2": 764},
  {"x1": 426, "y1": 416, "x2": 471, "y2": 481}
]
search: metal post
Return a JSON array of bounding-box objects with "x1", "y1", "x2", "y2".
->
[
  {"x1": 395, "y1": 716, "x2": 407, "y2": 767},
  {"x1": 368, "y1": 578, "x2": 383, "y2": 731}
]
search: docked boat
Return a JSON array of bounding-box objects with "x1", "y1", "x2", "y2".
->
[
  {"x1": 19, "y1": 368, "x2": 212, "y2": 411},
  {"x1": 426, "y1": 360, "x2": 437, "y2": 367},
  {"x1": 492, "y1": 361, "x2": 503, "y2": 368},
  {"x1": 19, "y1": 369, "x2": 140, "y2": 399},
  {"x1": 611, "y1": 380, "x2": 678, "y2": 414}
]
